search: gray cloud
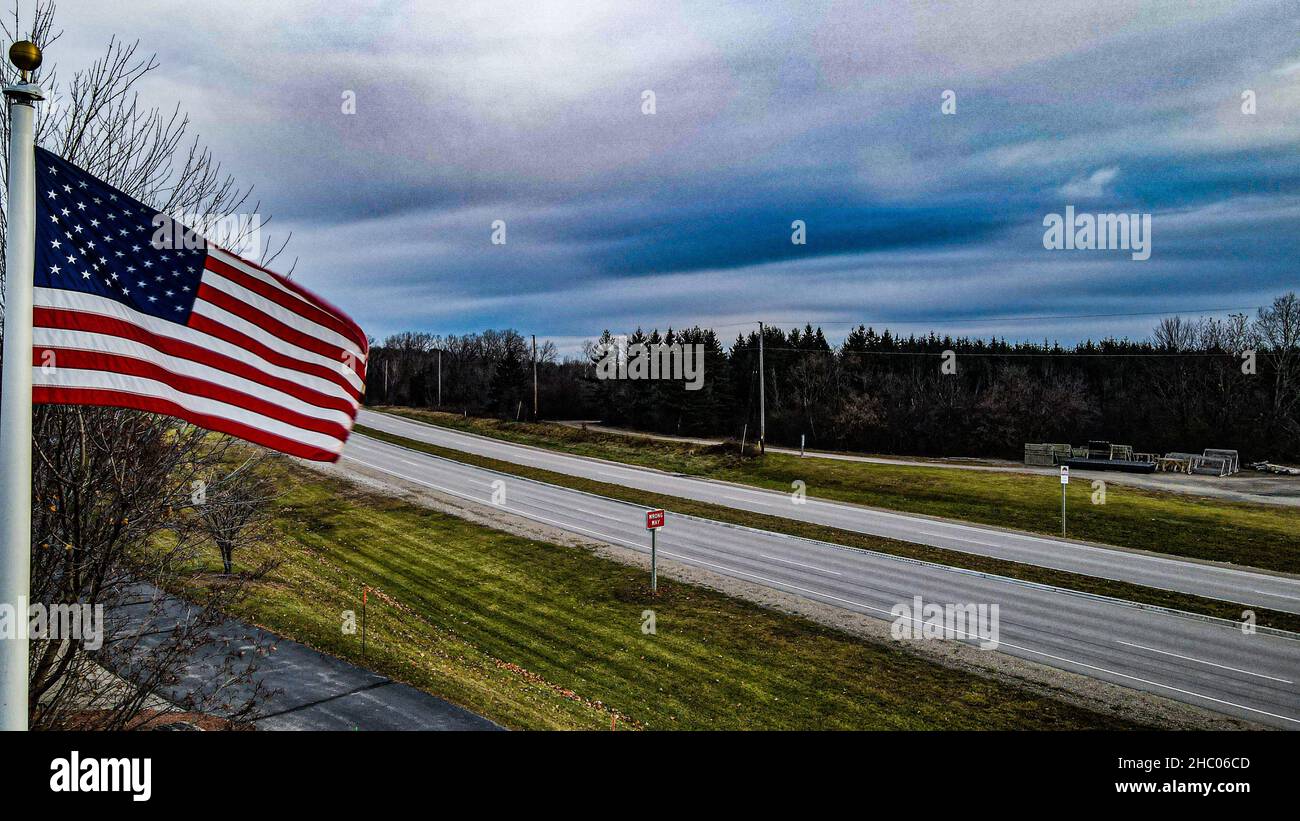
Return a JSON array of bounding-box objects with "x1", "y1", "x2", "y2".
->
[{"x1": 52, "y1": 0, "x2": 1300, "y2": 352}]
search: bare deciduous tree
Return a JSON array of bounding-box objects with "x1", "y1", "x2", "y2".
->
[{"x1": 2, "y1": 1, "x2": 285, "y2": 728}]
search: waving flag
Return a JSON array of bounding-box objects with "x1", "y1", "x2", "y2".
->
[{"x1": 30, "y1": 147, "x2": 367, "y2": 461}]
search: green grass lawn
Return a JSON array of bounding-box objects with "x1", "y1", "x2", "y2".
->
[
  {"x1": 203, "y1": 456, "x2": 1149, "y2": 730},
  {"x1": 371, "y1": 407, "x2": 1300, "y2": 575}
]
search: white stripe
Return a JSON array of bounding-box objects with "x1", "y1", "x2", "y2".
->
[
  {"x1": 201, "y1": 267, "x2": 365, "y2": 361},
  {"x1": 34, "y1": 287, "x2": 358, "y2": 408},
  {"x1": 191, "y1": 296, "x2": 365, "y2": 394},
  {"x1": 208, "y1": 247, "x2": 365, "y2": 358},
  {"x1": 35, "y1": 367, "x2": 345, "y2": 453},
  {"x1": 34, "y1": 327, "x2": 355, "y2": 429}
]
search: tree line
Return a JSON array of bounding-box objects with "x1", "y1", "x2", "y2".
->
[{"x1": 366, "y1": 292, "x2": 1300, "y2": 463}]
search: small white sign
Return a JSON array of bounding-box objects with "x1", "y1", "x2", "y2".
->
[{"x1": 1060, "y1": 466, "x2": 1070, "y2": 485}]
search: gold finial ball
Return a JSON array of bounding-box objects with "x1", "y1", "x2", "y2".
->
[{"x1": 9, "y1": 41, "x2": 42, "y2": 73}]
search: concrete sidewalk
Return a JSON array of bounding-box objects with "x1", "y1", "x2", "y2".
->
[{"x1": 110, "y1": 586, "x2": 501, "y2": 731}]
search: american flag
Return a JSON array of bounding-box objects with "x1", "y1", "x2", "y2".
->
[{"x1": 31, "y1": 147, "x2": 367, "y2": 461}]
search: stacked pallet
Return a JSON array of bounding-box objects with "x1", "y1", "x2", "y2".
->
[
  {"x1": 1161, "y1": 451, "x2": 1235, "y2": 476},
  {"x1": 1204, "y1": 448, "x2": 1240, "y2": 475},
  {"x1": 1024, "y1": 443, "x2": 1070, "y2": 466}
]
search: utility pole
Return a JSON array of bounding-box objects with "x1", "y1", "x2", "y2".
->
[
  {"x1": 757, "y1": 321, "x2": 766, "y2": 453},
  {"x1": 0, "y1": 40, "x2": 44, "y2": 731},
  {"x1": 436, "y1": 348, "x2": 442, "y2": 407},
  {"x1": 532, "y1": 334, "x2": 538, "y2": 419}
]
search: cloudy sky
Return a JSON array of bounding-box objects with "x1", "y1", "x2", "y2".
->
[{"x1": 51, "y1": 0, "x2": 1300, "y2": 352}]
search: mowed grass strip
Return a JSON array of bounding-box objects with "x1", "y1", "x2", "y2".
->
[
  {"x1": 371, "y1": 407, "x2": 1300, "y2": 575},
  {"x1": 210, "y1": 457, "x2": 1147, "y2": 730},
  {"x1": 355, "y1": 422, "x2": 1300, "y2": 634}
]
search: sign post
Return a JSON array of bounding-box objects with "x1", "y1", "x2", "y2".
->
[
  {"x1": 645, "y1": 509, "x2": 665, "y2": 594},
  {"x1": 1059, "y1": 465, "x2": 1069, "y2": 537}
]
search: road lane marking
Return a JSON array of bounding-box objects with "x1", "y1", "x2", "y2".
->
[
  {"x1": 1257, "y1": 590, "x2": 1300, "y2": 601},
  {"x1": 759, "y1": 554, "x2": 842, "y2": 575},
  {"x1": 1115, "y1": 640, "x2": 1293, "y2": 683},
  {"x1": 726, "y1": 495, "x2": 773, "y2": 505}
]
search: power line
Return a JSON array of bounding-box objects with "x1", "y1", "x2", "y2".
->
[
  {"x1": 705, "y1": 304, "x2": 1265, "y2": 330},
  {"x1": 733, "y1": 346, "x2": 1253, "y2": 359}
]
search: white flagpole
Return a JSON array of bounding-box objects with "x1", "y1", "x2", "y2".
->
[{"x1": 0, "y1": 41, "x2": 44, "y2": 732}]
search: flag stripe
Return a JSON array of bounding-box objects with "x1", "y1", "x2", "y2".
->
[
  {"x1": 34, "y1": 330, "x2": 356, "y2": 431},
  {"x1": 34, "y1": 369, "x2": 347, "y2": 456},
  {"x1": 33, "y1": 386, "x2": 342, "y2": 461},
  {"x1": 189, "y1": 300, "x2": 364, "y2": 397},
  {"x1": 34, "y1": 309, "x2": 358, "y2": 417},
  {"x1": 36, "y1": 350, "x2": 351, "y2": 439},
  {"x1": 195, "y1": 283, "x2": 365, "y2": 384},
  {"x1": 204, "y1": 253, "x2": 365, "y2": 356},
  {"x1": 209, "y1": 247, "x2": 368, "y2": 354},
  {"x1": 34, "y1": 289, "x2": 359, "y2": 408}
]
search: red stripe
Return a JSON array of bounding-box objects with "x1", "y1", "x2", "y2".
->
[
  {"x1": 197, "y1": 283, "x2": 366, "y2": 382},
  {"x1": 187, "y1": 311, "x2": 362, "y2": 402},
  {"x1": 205, "y1": 255, "x2": 363, "y2": 352},
  {"x1": 36, "y1": 348, "x2": 352, "y2": 440},
  {"x1": 35, "y1": 307, "x2": 358, "y2": 417},
  {"x1": 207, "y1": 249, "x2": 369, "y2": 356},
  {"x1": 34, "y1": 386, "x2": 343, "y2": 462}
]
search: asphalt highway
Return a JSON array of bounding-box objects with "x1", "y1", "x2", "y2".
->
[
  {"x1": 356, "y1": 409, "x2": 1300, "y2": 615},
  {"x1": 339, "y1": 429, "x2": 1300, "y2": 728}
]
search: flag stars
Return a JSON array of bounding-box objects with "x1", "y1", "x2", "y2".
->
[{"x1": 37, "y1": 160, "x2": 204, "y2": 323}]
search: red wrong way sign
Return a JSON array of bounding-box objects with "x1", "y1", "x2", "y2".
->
[{"x1": 645, "y1": 509, "x2": 665, "y2": 530}]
